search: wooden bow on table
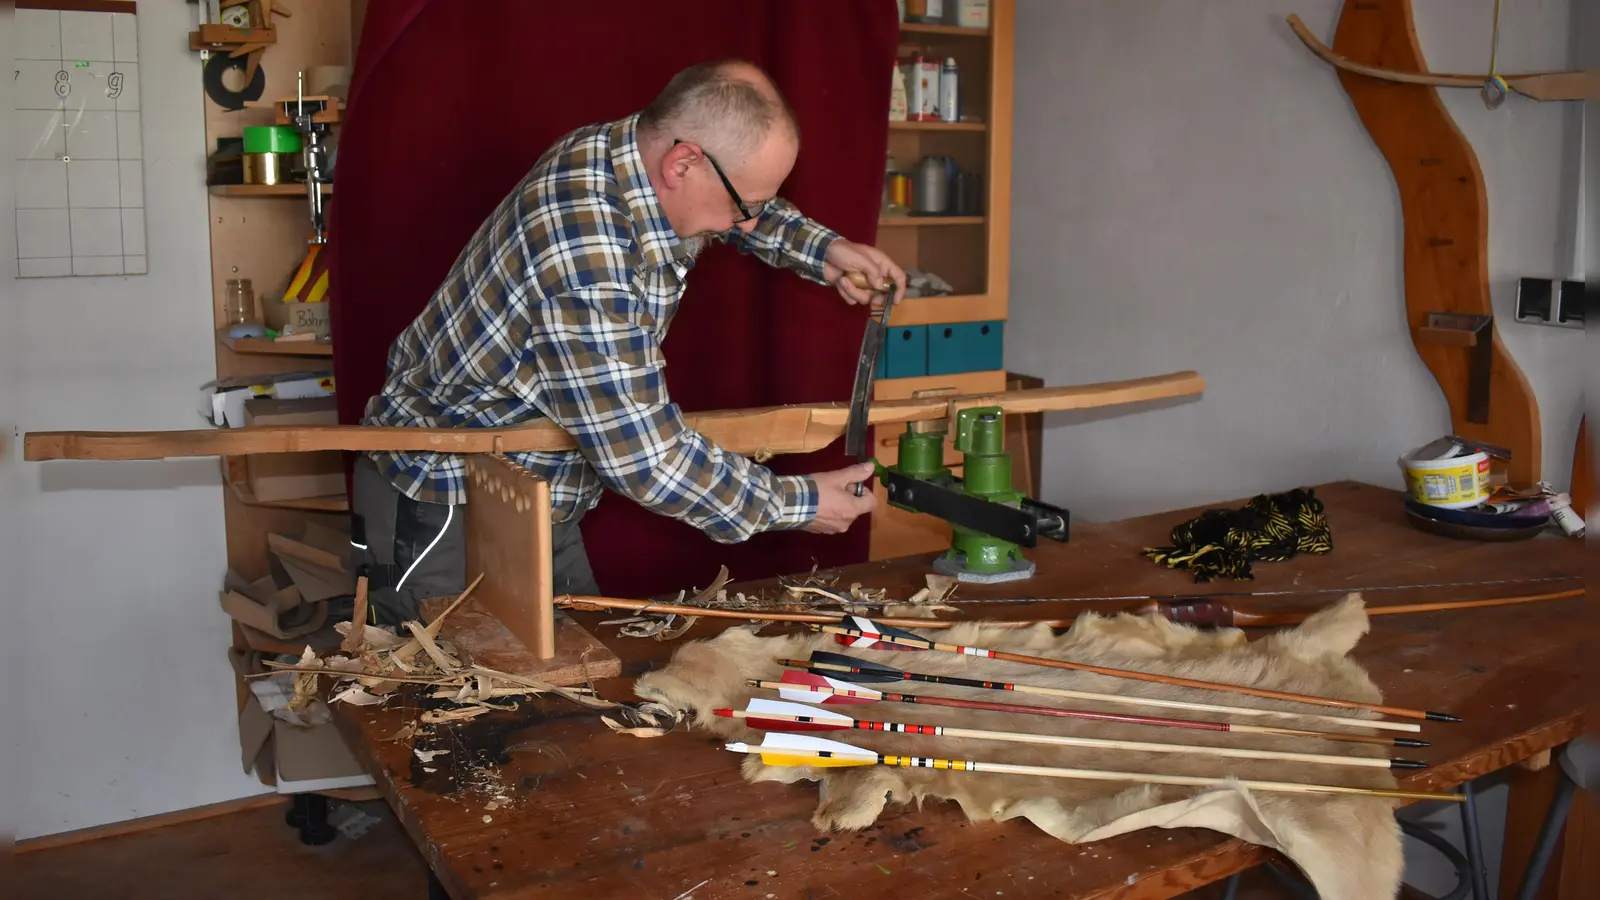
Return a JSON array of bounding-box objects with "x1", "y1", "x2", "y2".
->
[{"x1": 556, "y1": 583, "x2": 1586, "y2": 631}]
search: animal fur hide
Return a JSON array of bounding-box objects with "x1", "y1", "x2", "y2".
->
[{"x1": 633, "y1": 593, "x2": 1407, "y2": 899}]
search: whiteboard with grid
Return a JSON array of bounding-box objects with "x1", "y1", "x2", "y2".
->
[{"x1": 13, "y1": 2, "x2": 146, "y2": 278}]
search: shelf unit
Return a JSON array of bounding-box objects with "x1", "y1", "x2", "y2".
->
[
  {"x1": 202, "y1": 3, "x2": 357, "y2": 583},
  {"x1": 197, "y1": 3, "x2": 363, "y2": 794},
  {"x1": 868, "y1": 1, "x2": 1016, "y2": 561},
  {"x1": 209, "y1": 183, "x2": 333, "y2": 197},
  {"x1": 217, "y1": 331, "x2": 334, "y2": 357}
]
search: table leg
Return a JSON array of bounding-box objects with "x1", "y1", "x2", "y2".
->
[
  {"x1": 283, "y1": 793, "x2": 336, "y2": 846},
  {"x1": 1461, "y1": 781, "x2": 1491, "y2": 900}
]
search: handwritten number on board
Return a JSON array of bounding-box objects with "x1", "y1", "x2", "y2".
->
[
  {"x1": 107, "y1": 71, "x2": 123, "y2": 99},
  {"x1": 54, "y1": 70, "x2": 71, "y2": 98}
]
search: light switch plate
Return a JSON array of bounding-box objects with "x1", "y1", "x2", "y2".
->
[
  {"x1": 1553, "y1": 279, "x2": 1585, "y2": 329},
  {"x1": 1515, "y1": 277, "x2": 1554, "y2": 324}
]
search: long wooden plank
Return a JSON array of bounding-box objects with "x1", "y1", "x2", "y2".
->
[
  {"x1": 22, "y1": 370, "x2": 1205, "y2": 461},
  {"x1": 1331, "y1": 1, "x2": 1542, "y2": 485}
]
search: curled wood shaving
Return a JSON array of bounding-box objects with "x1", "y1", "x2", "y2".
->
[
  {"x1": 381, "y1": 722, "x2": 419, "y2": 742},
  {"x1": 849, "y1": 582, "x2": 887, "y2": 604},
  {"x1": 656, "y1": 615, "x2": 700, "y2": 641},
  {"x1": 422, "y1": 706, "x2": 490, "y2": 724},
  {"x1": 601, "y1": 716, "x2": 670, "y2": 738},
  {"x1": 422, "y1": 572, "x2": 484, "y2": 640},
  {"x1": 334, "y1": 622, "x2": 410, "y2": 651},
  {"x1": 686, "y1": 566, "x2": 731, "y2": 606},
  {"x1": 601, "y1": 701, "x2": 682, "y2": 738},
  {"x1": 330, "y1": 684, "x2": 386, "y2": 706},
  {"x1": 404, "y1": 620, "x2": 460, "y2": 672}
]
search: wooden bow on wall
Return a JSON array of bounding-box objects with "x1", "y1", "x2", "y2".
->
[
  {"x1": 1286, "y1": 14, "x2": 1592, "y2": 106},
  {"x1": 1290, "y1": 1, "x2": 1550, "y2": 486}
]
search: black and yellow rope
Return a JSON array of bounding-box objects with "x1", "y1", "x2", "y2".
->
[{"x1": 1143, "y1": 488, "x2": 1332, "y2": 582}]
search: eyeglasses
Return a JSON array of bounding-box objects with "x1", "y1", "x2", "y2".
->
[{"x1": 675, "y1": 139, "x2": 767, "y2": 223}]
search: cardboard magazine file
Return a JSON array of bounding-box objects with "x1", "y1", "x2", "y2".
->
[{"x1": 229, "y1": 647, "x2": 373, "y2": 793}]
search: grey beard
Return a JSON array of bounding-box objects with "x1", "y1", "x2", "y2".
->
[{"x1": 677, "y1": 234, "x2": 711, "y2": 260}]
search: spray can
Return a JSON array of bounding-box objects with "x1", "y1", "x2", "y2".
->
[
  {"x1": 1548, "y1": 492, "x2": 1586, "y2": 537},
  {"x1": 939, "y1": 57, "x2": 960, "y2": 123}
]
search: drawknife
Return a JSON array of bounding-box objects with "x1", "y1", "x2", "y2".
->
[{"x1": 843, "y1": 272, "x2": 898, "y2": 496}]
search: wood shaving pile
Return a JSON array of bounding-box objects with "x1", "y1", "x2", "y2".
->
[
  {"x1": 257, "y1": 575, "x2": 669, "y2": 729},
  {"x1": 598, "y1": 567, "x2": 962, "y2": 639}
]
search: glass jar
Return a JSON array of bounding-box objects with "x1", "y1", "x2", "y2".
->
[{"x1": 224, "y1": 278, "x2": 257, "y2": 325}]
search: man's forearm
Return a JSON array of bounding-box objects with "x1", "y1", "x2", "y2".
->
[{"x1": 724, "y1": 198, "x2": 839, "y2": 284}]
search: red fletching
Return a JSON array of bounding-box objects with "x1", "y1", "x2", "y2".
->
[
  {"x1": 777, "y1": 670, "x2": 876, "y2": 705},
  {"x1": 833, "y1": 634, "x2": 926, "y2": 652},
  {"x1": 742, "y1": 716, "x2": 848, "y2": 732}
]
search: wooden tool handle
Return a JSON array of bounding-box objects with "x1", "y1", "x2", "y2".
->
[{"x1": 845, "y1": 271, "x2": 894, "y2": 293}]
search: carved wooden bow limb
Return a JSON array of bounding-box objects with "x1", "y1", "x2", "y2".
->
[
  {"x1": 22, "y1": 370, "x2": 1205, "y2": 461},
  {"x1": 1286, "y1": 13, "x2": 1592, "y2": 102}
]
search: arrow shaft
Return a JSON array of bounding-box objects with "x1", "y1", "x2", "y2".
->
[
  {"x1": 800, "y1": 658, "x2": 1421, "y2": 735},
  {"x1": 873, "y1": 754, "x2": 1453, "y2": 802},
  {"x1": 730, "y1": 745, "x2": 1461, "y2": 803},
  {"x1": 823, "y1": 624, "x2": 1447, "y2": 722},
  {"x1": 733, "y1": 710, "x2": 1398, "y2": 770},
  {"x1": 756, "y1": 678, "x2": 1410, "y2": 750}
]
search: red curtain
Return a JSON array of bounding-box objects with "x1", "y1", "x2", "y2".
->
[{"x1": 329, "y1": 1, "x2": 900, "y2": 598}]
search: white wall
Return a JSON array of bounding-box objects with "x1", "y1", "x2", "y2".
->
[
  {"x1": 3, "y1": 0, "x2": 21, "y2": 850},
  {"x1": 1008, "y1": 0, "x2": 1587, "y2": 525},
  {"x1": 1007, "y1": 2, "x2": 1584, "y2": 895},
  {"x1": 5, "y1": 3, "x2": 270, "y2": 839}
]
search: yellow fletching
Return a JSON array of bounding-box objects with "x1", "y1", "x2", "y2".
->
[{"x1": 758, "y1": 751, "x2": 873, "y2": 769}]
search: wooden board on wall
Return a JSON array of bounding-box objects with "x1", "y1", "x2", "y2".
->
[{"x1": 1331, "y1": 0, "x2": 1542, "y2": 486}]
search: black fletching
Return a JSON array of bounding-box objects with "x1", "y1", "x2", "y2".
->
[
  {"x1": 808, "y1": 651, "x2": 904, "y2": 683},
  {"x1": 845, "y1": 616, "x2": 928, "y2": 645}
]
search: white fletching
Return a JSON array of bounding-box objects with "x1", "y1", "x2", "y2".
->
[
  {"x1": 757, "y1": 732, "x2": 877, "y2": 759},
  {"x1": 745, "y1": 698, "x2": 853, "y2": 723}
]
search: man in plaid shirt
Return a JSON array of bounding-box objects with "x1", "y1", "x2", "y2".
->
[{"x1": 349, "y1": 60, "x2": 906, "y2": 624}]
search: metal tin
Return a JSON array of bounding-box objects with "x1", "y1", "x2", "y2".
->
[{"x1": 242, "y1": 151, "x2": 294, "y2": 185}]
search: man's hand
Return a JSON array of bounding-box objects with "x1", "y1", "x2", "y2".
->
[
  {"x1": 801, "y1": 461, "x2": 879, "y2": 534},
  {"x1": 823, "y1": 239, "x2": 907, "y2": 308}
]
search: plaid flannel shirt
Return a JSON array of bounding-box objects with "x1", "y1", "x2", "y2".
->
[{"x1": 362, "y1": 113, "x2": 842, "y2": 543}]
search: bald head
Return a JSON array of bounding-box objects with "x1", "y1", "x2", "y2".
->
[{"x1": 638, "y1": 59, "x2": 800, "y2": 166}]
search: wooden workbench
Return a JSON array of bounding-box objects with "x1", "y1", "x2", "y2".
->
[{"x1": 332, "y1": 481, "x2": 1589, "y2": 899}]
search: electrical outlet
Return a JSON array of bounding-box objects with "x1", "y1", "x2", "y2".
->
[
  {"x1": 1515, "y1": 277, "x2": 1554, "y2": 324},
  {"x1": 1554, "y1": 279, "x2": 1586, "y2": 328}
]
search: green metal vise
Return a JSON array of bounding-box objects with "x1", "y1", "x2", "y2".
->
[{"x1": 876, "y1": 406, "x2": 1070, "y2": 583}]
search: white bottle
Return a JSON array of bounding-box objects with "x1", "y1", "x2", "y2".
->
[
  {"x1": 939, "y1": 58, "x2": 960, "y2": 123},
  {"x1": 889, "y1": 63, "x2": 908, "y2": 122}
]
